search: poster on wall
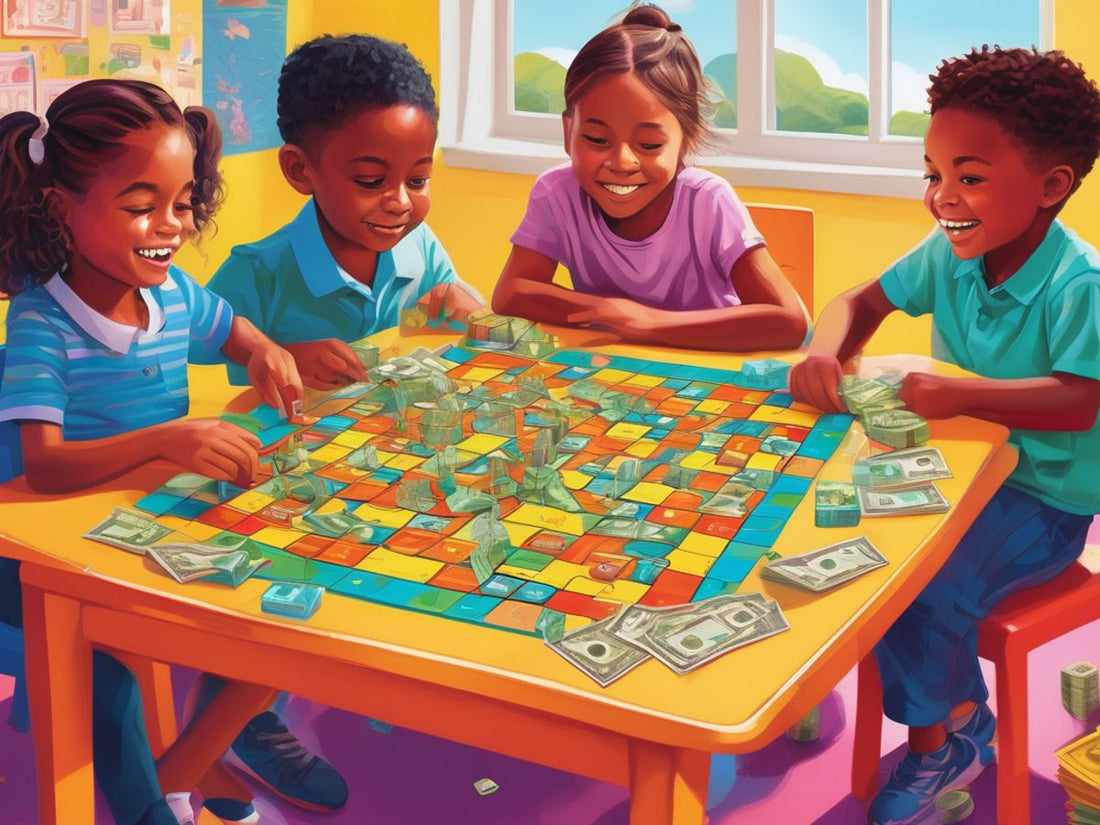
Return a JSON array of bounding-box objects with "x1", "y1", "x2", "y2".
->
[
  {"x1": 39, "y1": 76, "x2": 83, "y2": 111},
  {"x1": 202, "y1": 0, "x2": 286, "y2": 155},
  {"x1": 0, "y1": 51, "x2": 35, "y2": 116},
  {"x1": 2, "y1": 0, "x2": 86, "y2": 38},
  {"x1": 109, "y1": 0, "x2": 170, "y2": 35}
]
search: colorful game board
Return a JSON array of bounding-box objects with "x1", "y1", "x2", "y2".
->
[{"x1": 131, "y1": 344, "x2": 852, "y2": 637}]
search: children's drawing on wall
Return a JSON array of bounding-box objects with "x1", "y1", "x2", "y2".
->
[
  {"x1": 0, "y1": 50, "x2": 34, "y2": 114},
  {"x1": 202, "y1": 0, "x2": 286, "y2": 154},
  {"x1": 109, "y1": 0, "x2": 169, "y2": 35},
  {"x1": 2, "y1": 0, "x2": 85, "y2": 38}
]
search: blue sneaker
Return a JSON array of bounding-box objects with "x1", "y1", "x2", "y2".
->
[
  {"x1": 946, "y1": 702, "x2": 996, "y2": 765},
  {"x1": 203, "y1": 797, "x2": 258, "y2": 823},
  {"x1": 867, "y1": 733, "x2": 988, "y2": 825},
  {"x1": 227, "y1": 711, "x2": 349, "y2": 811}
]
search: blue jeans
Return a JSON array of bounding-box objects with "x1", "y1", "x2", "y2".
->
[
  {"x1": 874, "y1": 485, "x2": 1091, "y2": 727},
  {"x1": 0, "y1": 558, "x2": 174, "y2": 825}
]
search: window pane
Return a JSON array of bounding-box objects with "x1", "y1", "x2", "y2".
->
[
  {"x1": 773, "y1": 0, "x2": 868, "y2": 135},
  {"x1": 889, "y1": 0, "x2": 1041, "y2": 137},
  {"x1": 513, "y1": 1, "x2": 737, "y2": 126}
]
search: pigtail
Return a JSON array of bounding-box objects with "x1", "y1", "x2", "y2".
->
[
  {"x1": 0, "y1": 111, "x2": 71, "y2": 297},
  {"x1": 183, "y1": 105, "x2": 226, "y2": 239}
]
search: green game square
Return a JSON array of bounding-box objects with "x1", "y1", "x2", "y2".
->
[
  {"x1": 504, "y1": 548, "x2": 554, "y2": 571},
  {"x1": 408, "y1": 588, "x2": 465, "y2": 614}
]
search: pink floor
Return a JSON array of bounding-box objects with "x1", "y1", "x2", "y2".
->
[{"x1": 2, "y1": 538, "x2": 1099, "y2": 824}]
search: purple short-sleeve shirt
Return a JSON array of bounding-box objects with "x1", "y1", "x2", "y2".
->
[{"x1": 510, "y1": 164, "x2": 765, "y2": 311}]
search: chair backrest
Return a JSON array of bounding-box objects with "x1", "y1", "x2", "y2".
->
[
  {"x1": 745, "y1": 203, "x2": 815, "y2": 317},
  {"x1": 0, "y1": 347, "x2": 23, "y2": 484}
]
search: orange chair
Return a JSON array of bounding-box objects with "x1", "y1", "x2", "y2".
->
[
  {"x1": 745, "y1": 203, "x2": 814, "y2": 317},
  {"x1": 851, "y1": 560, "x2": 1100, "y2": 825}
]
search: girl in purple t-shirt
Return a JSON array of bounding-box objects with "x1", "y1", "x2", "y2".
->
[{"x1": 493, "y1": 3, "x2": 808, "y2": 351}]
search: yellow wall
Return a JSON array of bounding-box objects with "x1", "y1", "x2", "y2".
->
[{"x1": 131, "y1": 0, "x2": 1100, "y2": 357}]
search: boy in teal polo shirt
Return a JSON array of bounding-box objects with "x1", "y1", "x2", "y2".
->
[
  {"x1": 208, "y1": 34, "x2": 482, "y2": 390},
  {"x1": 790, "y1": 47, "x2": 1100, "y2": 825}
]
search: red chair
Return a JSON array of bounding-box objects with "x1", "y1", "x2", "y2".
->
[{"x1": 851, "y1": 560, "x2": 1100, "y2": 825}]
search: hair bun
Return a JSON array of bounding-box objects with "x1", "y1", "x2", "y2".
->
[
  {"x1": 667, "y1": 23, "x2": 682, "y2": 33},
  {"x1": 621, "y1": 4, "x2": 673, "y2": 30}
]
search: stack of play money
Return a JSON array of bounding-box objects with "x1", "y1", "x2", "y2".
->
[
  {"x1": 851, "y1": 446, "x2": 952, "y2": 489},
  {"x1": 814, "y1": 480, "x2": 861, "y2": 527},
  {"x1": 464, "y1": 309, "x2": 535, "y2": 348},
  {"x1": 864, "y1": 409, "x2": 930, "y2": 449},
  {"x1": 348, "y1": 339, "x2": 380, "y2": 368},
  {"x1": 1056, "y1": 725, "x2": 1100, "y2": 823},
  {"x1": 762, "y1": 537, "x2": 887, "y2": 591},
  {"x1": 838, "y1": 376, "x2": 900, "y2": 416},
  {"x1": 857, "y1": 483, "x2": 950, "y2": 516},
  {"x1": 1063, "y1": 663, "x2": 1100, "y2": 721},
  {"x1": 934, "y1": 790, "x2": 975, "y2": 823},
  {"x1": 260, "y1": 582, "x2": 324, "y2": 620},
  {"x1": 738, "y1": 359, "x2": 790, "y2": 390}
]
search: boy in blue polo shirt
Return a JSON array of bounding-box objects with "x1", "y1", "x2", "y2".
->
[
  {"x1": 790, "y1": 47, "x2": 1100, "y2": 825},
  {"x1": 208, "y1": 34, "x2": 483, "y2": 390}
]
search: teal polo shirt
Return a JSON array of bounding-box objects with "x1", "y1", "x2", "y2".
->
[
  {"x1": 208, "y1": 199, "x2": 481, "y2": 384},
  {"x1": 879, "y1": 219, "x2": 1100, "y2": 515}
]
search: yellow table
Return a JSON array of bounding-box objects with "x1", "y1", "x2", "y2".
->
[{"x1": 0, "y1": 330, "x2": 1016, "y2": 824}]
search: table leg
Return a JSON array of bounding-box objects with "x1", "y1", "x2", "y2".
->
[
  {"x1": 21, "y1": 583, "x2": 94, "y2": 825},
  {"x1": 628, "y1": 738, "x2": 709, "y2": 825}
]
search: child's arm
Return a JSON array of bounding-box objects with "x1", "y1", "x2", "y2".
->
[
  {"x1": 220, "y1": 316, "x2": 304, "y2": 415},
  {"x1": 563, "y1": 248, "x2": 808, "y2": 350},
  {"x1": 19, "y1": 419, "x2": 262, "y2": 494},
  {"x1": 788, "y1": 279, "x2": 898, "y2": 412},
  {"x1": 492, "y1": 245, "x2": 607, "y2": 323},
  {"x1": 896, "y1": 372, "x2": 1100, "y2": 430}
]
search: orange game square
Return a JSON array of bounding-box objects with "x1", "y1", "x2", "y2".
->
[
  {"x1": 387, "y1": 527, "x2": 444, "y2": 556},
  {"x1": 427, "y1": 564, "x2": 479, "y2": 592},
  {"x1": 420, "y1": 537, "x2": 478, "y2": 564},
  {"x1": 483, "y1": 600, "x2": 543, "y2": 633},
  {"x1": 196, "y1": 505, "x2": 249, "y2": 530},
  {"x1": 646, "y1": 506, "x2": 700, "y2": 529},
  {"x1": 316, "y1": 541, "x2": 371, "y2": 567},
  {"x1": 286, "y1": 534, "x2": 335, "y2": 559}
]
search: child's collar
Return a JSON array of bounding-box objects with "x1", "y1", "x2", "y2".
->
[{"x1": 42, "y1": 273, "x2": 166, "y2": 353}]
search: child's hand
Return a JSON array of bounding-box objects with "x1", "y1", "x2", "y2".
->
[
  {"x1": 283, "y1": 339, "x2": 369, "y2": 390},
  {"x1": 417, "y1": 283, "x2": 484, "y2": 324},
  {"x1": 898, "y1": 372, "x2": 961, "y2": 419},
  {"x1": 789, "y1": 355, "x2": 845, "y2": 412},
  {"x1": 246, "y1": 342, "x2": 304, "y2": 416},
  {"x1": 159, "y1": 419, "x2": 262, "y2": 483},
  {"x1": 567, "y1": 297, "x2": 656, "y2": 341}
]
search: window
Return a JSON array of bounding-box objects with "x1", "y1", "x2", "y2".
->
[{"x1": 440, "y1": 0, "x2": 1051, "y2": 198}]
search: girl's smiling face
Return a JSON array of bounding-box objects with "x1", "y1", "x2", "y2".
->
[
  {"x1": 563, "y1": 72, "x2": 685, "y2": 240},
  {"x1": 62, "y1": 123, "x2": 196, "y2": 291}
]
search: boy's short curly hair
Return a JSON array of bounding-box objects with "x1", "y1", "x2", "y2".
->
[
  {"x1": 277, "y1": 34, "x2": 438, "y2": 147},
  {"x1": 928, "y1": 46, "x2": 1100, "y2": 183}
]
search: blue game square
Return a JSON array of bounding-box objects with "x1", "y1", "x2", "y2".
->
[{"x1": 513, "y1": 581, "x2": 556, "y2": 604}]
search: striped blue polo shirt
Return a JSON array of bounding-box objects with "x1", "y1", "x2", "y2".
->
[{"x1": 0, "y1": 266, "x2": 233, "y2": 440}]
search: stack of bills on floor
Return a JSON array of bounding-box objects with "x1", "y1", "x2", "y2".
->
[
  {"x1": 762, "y1": 537, "x2": 887, "y2": 592},
  {"x1": 545, "y1": 593, "x2": 789, "y2": 686},
  {"x1": 1056, "y1": 725, "x2": 1100, "y2": 823}
]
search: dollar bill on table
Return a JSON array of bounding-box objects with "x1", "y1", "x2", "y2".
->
[
  {"x1": 84, "y1": 507, "x2": 177, "y2": 554},
  {"x1": 857, "y1": 482, "x2": 950, "y2": 516},
  {"x1": 146, "y1": 543, "x2": 270, "y2": 587},
  {"x1": 838, "y1": 376, "x2": 899, "y2": 416},
  {"x1": 546, "y1": 612, "x2": 651, "y2": 687},
  {"x1": 851, "y1": 446, "x2": 952, "y2": 489},
  {"x1": 607, "y1": 593, "x2": 789, "y2": 675},
  {"x1": 260, "y1": 582, "x2": 324, "y2": 620},
  {"x1": 814, "y1": 481, "x2": 861, "y2": 527},
  {"x1": 864, "y1": 409, "x2": 930, "y2": 449},
  {"x1": 762, "y1": 536, "x2": 887, "y2": 592}
]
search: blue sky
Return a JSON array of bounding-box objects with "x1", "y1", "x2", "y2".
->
[{"x1": 515, "y1": 0, "x2": 1041, "y2": 113}]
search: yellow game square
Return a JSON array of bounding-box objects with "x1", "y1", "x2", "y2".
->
[
  {"x1": 592, "y1": 368, "x2": 632, "y2": 384},
  {"x1": 385, "y1": 453, "x2": 426, "y2": 471},
  {"x1": 535, "y1": 559, "x2": 594, "y2": 589},
  {"x1": 507, "y1": 504, "x2": 598, "y2": 535},
  {"x1": 354, "y1": 547, "x2": 443, "y2": 582},
  {"x1": 563, "y1": 615, "x2": 592, "y2": 633},
  {"x1": 665, "y1": 548, "x2": 715, "y2": 576},
  {"x1": 223, "y1": 490, "x2": 274, "y2": 514},
  {"x1": 563, "y1": 577, "x2": 608, "y2": 597},
  {"x1": 373, "y1": 449, "x2": 400, "y2": 465},
  {"x1": 456, "y1": 433, "x2": 509, "y2": 454},
  {"x1": 561, "y1": 470, "x2": 590, "y2": 490},
  {"x1": 352, "y1": 504, "x2": 415, "y2": 529},
  {"x1": 461, "y1": 366, "x2": 506, "y2": 382},
  {"x1": 607, "y1": 422, "x2": 651, "y2": 441},
  {"x1": 251, "y1": 526, "x2": 307, "y2": 549},
  {"x1": 749, "y1": 405, "x2": 820, "y2": 428},
  {"x1": 179, "y1": 520, "x2": 222, "y2": 542},
  {"x1": 679, "y1": 532, "x2": 728, "y2": 558},
  {"x1": 694, "y1": 399, "x2": 728, "y2": 415},
  {"x1": 680, "y1": 451, "x2": 716, "y2": 470},
  {"x1": 624, "y1": 439, "x2": 660, "y2": 459},
  {"x1": 155, "y1": 515, "x2": 194, "y2": 533},
  {"x1": 495, "y1": 564, "x2": 540, "y2": 581},
  {"x1": 595, "y1": 579, "x2": 649, "y2": 604},
  {"x1": 501, "y1": 521, "x2": 540, "y2": 546},
  {"x1": 747, "y1": 452, "x2": 783, "y2": 471},
  {"x1": 332, "y1": 430, "x2": 372, "y2": 448},
  {"x1": 621, "y1": 481, "x2": 673, "y2": 505},
  {"x1": 309, "y1": 444, "x2": 352, "y2": 465},
  {"x1": 310, "y1": 498, "x2": 349, "y2": 516},
  {"x1": 620, "y1": 372, "x2": 665, "y2": 389}
]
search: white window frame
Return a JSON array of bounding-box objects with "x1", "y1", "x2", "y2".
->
[{"x1": 440, "y1": 0, "x2": 1053, "y2": 198}]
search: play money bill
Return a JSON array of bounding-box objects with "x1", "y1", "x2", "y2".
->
[
  {"x1": 84, "y1": 507, "x2": 176, "y2": 554},
  {"x1": 546, "y1": 613, "x2": 650, "y2": 687},
  {"x1": 762, "y1": 536, "x2": 887, "y2": 592}
]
